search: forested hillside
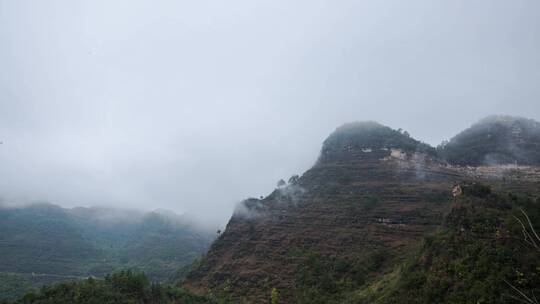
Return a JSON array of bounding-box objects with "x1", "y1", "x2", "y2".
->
[
  {"x1": 438, "y1": 115, "x2": 540, "y2": 166},
  {"x1": 0, "y1": 204, "x2": 214, "y2": 300}
]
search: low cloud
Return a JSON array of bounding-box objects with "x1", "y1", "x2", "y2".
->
[{"x1": 1, "y1": 0, "x2": 539, "y2": 225}]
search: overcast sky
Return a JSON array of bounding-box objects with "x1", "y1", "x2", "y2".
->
[{"x1": 1, "y1": 0, "x2": 539, "y2": 225}]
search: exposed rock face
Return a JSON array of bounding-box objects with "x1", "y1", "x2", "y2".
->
[{"x1": 183, "y1": 120, "x2": 540, "y2": 303}]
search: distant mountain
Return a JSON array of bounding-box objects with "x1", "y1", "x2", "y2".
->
[
  {"x1": 438, "y1": 115, "x2": 540, "y2": 166},
  {"x1": 183, "y1": 118, "x2": 540, "y2": 303},
  {"x1": 0, "y1": 204, "x2": 100, "y2": 276},
  {"x1": 0, "y1": 204, "x2": 214, "y2": 300}
]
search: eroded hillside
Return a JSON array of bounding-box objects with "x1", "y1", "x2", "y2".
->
[
  {"x1": 184, "y1": 123, "x2": 456, "y2": 303},
  {"x1": 183, "y1": 118, "x2": 540, "y2": 303}
]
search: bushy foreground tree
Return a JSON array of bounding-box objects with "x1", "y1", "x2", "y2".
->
[{"x1": 7, "y1": 271, "x2": 216, "y2": 304}]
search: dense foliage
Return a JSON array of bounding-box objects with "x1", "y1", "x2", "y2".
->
[
  {"x1": 291, "y1": 249, "x2": 387, "y2": 304},
  {"x1": 438, "y1": 115, "x2": 540, "y2": 165},
  {"x1": 1, "y1": 271, "x2": 216, "y2": 304}
]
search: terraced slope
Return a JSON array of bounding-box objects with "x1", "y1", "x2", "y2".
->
[
  {"x1": 184, "y1": 119, "x2": 540, "y2": 303},
  {"x1": 184, "y1": 124, "x2": 459, "y2": 303}
]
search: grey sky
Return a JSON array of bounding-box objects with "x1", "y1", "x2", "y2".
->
[{"x1": 1, "y1": 0, "x2": 539, "y2": 225}]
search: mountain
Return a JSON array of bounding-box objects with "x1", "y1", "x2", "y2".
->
[
  {"x1": 438, "y1": 115, "x2": 540, "y2": 166},
  {"x1": 183, "y1": 117, "x2": 540, "y2": 303},
  {"x1": 184, "y1": 122, "x2": 457, "y2": 302},
  {"x1": 0, "y1": 204, "x2": 214, "y2": 300}
]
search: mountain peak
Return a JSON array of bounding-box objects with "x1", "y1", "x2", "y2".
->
[
  {"x1": 439, "y1": 115, "x2": 540, "y2": 165},
  {"x1": 318, "y1": 121, "x2": 434, "y2": 163}
]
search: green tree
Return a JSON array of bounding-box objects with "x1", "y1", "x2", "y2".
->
[
  {"x1": 288, "y1": 175, "x2": 300, "y2": 185},
  {"x1": 270, "y1": 287, "x2": 279, "y2": 304}
]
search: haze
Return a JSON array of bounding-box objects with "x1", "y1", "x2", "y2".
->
[{"x1": 1, "y1": 0, "x2": 539, "y2": 225}]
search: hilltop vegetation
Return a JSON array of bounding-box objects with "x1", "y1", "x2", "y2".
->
[
  {"x1": 438, "y1": 115, "x2": 540, "y2": 166},
  {"x1": 321, "y1": 116, "x2": 540, "y2": 166},
  {"x1": 319, "y1": 121, "x2": 435, "y2": 163},
  {"x1": 0, "y1": 204, "x2": 214, "y2": 300}
]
